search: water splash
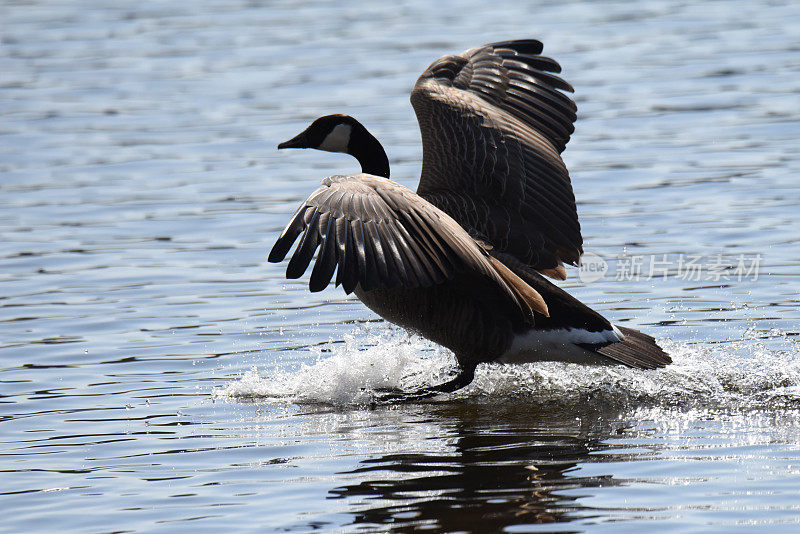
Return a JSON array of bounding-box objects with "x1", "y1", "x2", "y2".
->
[
  {"x1": 216, "y1": 327, "x2": 459, "y2": 406},
  {"x1": 216, "y1": 325, "x2": 800, "y2": 410}
]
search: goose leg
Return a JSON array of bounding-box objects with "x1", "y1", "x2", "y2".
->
[{"x1": 372, "y1": 365, "x2": 476, "y2": 404}]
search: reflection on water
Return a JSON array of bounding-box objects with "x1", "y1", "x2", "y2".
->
[
  {"x1": 2, "y1": 0, "x2": 800, "y2": 531},
  {"x1": 329, "y1": 403, "x2": 627, "y2": 532},
  {"x1": 282, "y1": 398, "x2": 800, "y2": 532}
]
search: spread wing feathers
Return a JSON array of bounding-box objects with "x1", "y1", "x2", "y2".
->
[
  {"x1": 448, "y1": 39, "x2": 577, "y2": 152},
  {"x1": 267, "y1": 173, "x2": 545, "y2": 321},
  {"x1": 411, "y1": 38, "x2": 583, "y2": 273}
]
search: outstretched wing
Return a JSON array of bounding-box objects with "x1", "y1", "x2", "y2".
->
[
  {"x1": 411, "y1": 39, "x2": 582, "y2": 277},
  {"x1": 267, "y1": 173, "x2": 547, "y2": 319}
]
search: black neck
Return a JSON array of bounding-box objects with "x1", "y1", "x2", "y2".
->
[{"x1": 349, "y1": 126, "x2": 390, "y2": 178}]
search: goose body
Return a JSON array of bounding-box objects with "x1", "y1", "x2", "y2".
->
[{"x1": 270, "y1": 39, "x2": 670, "y2": 398}]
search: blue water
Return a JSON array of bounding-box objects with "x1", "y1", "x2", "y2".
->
[{"x1": 2, "y1": 1, "x2": 800, "y2": 532}]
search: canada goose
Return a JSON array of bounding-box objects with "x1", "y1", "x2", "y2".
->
[{"x1": 269, "y1": 39, "x2": 670, "y2": 400}]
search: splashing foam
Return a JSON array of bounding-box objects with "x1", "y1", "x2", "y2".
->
[
  {"x1": 216, "y1": 325, "x2": 800, "y2": 410},
  {"x1": 217, "y1": 327, "x2": 458, "y2": 406}
]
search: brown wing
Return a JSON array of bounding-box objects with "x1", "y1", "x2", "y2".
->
[
  {"x1": 411, "y1": 39, "x2": 582, "y2": 277},
  {"x1": 268, "y1": 173, "x2": 547, "y2": 319}
]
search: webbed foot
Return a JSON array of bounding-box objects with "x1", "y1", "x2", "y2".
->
[{"x1": 368, "y1": 366, "x2": 476, "y2": 405}]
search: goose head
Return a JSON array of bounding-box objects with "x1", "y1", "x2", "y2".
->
[{"x1": 278, "y1": 114, "x2": 390, "y2": 178}]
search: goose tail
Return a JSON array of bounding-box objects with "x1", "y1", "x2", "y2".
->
[{"x1": 585, "y1": 326, "x2": 671, "y2": 369}]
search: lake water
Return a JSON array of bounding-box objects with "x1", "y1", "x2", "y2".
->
[{"x1": 2, "y1": 1, "x2": 800, "y2": 532}]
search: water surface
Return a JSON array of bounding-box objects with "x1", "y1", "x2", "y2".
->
[{"x1": 2, "y1": 0, "x2": 800, "y2": 532}]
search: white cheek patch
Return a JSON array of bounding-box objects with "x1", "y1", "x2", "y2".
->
[{"x1": 318, "y1": 124, "x2": 352, "y2": 153}]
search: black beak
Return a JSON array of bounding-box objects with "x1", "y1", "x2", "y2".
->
[{"x1": 277, "y1": 131, "x2": 309, "y2": 149}]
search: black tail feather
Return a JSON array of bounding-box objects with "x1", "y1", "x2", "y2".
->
[{"x1": 589, "y1": 326, "x2": 671, "y2": 369}]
